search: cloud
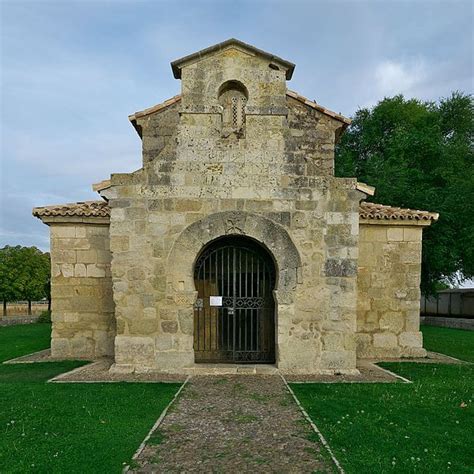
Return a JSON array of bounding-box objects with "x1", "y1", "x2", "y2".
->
[
  {"x1": 1, "y1": 0, "x2": 472, "y2": 252},
  {"x1": 374, "y1": 58, "x2": 427, "y2": 97}
]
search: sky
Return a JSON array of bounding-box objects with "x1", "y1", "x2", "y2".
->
[{"x1": 1, "y1": 0, "x2": 473, "y2": 254}]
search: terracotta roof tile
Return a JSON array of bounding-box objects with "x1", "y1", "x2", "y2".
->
[
  {"x1": 359, "y1": 202, "x2": 439, "y2": 221},
  {"x1": 286, "y1": 90, "x2": 351, "y2": 125},
  {"x1": 33, "y1": 200, "x2": 438, "y2": 223},
  {"x1": 33, "y1": 201, "x2": 110, "y2": 218},
  {"x1": 128, "y1": 95, "x2": 182, "y2": 121}
]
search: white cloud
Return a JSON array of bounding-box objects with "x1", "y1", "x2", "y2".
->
[{"x1": 374, "y1": 58, "x2": 427, "y2": 97}]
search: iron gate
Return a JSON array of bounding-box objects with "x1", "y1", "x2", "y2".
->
[{"x1": 193, "y1": 237, "x2": 276, "y2": 363}]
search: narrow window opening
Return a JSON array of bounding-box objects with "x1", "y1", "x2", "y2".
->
[{"x1": 218, "y1": 81, "x2": 248, "y2": 138}]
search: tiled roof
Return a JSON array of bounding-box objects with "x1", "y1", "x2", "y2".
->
[
  {"x1": 286, "y1": 90, "x2": 351, "y2": 125},
  {"x1": 128, "y1": 95, "x2": 181, "y2": 122},
  {"x1": 359, "y1": 202, "x2": 439, "y2": 221},
  {"x1": 33, "y1": 200, "x2": 438, "y2": 222},
  {"x1": 33, "y1": 201, "x2": 110, "y2": 218}
]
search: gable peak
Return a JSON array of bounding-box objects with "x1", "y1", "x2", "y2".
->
[{"x1": 171, "y1": 38, "x2": 295, "y2": 80}]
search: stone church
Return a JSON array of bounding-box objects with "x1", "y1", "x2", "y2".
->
[{"x1": 33, "y1": 39, "x2": 438, "y2": 375}]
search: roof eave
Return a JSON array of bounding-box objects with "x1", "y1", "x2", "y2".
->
[
  {"x1": 286, "y1": 90, "x2": 351, "y2": 126},
  {"x1": 356, "y1": 182, "x2": 376, "y2": 196}
]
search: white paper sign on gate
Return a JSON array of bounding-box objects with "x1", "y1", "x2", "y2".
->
[{"x1": 209, "y1": 296, "x2": 223, "y2": 307}]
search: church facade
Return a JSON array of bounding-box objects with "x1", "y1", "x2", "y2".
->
[{"x1": 33, "y1": 39, "x2": 438, "y2": 374}]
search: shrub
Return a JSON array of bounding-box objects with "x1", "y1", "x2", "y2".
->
[{"x1": 37, "y1": 310, "x2": 51, "y2": 323}]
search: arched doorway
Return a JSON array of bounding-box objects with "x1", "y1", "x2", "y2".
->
[{"x1": 193, "y1": 236, "x2": 276, "y2": 364}]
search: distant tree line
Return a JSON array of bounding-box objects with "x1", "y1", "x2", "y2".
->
[
  {"x1": 0, "y1": 246, "x2": 51, "y2": 316},
  {"x1": 336, "y1": 92, "x2": 473, "y2": 293}
]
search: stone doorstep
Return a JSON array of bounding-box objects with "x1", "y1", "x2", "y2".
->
[
  {"x1": 185, "y1": 363, "x2": 279, "y2": 375},
  {"x1": 109, "y1": 363, "x2": 364, "y2": 376},
  {"x1": 109, "y1": 363, "x2": 280, "y2": 376}
]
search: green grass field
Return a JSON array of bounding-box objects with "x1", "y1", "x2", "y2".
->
[
  {"x1": 291, "y1": 327, "x2": 474, "y2": 473},
  {"x1": 421, "y1": 324, "x2": 474, "y2": 362},
  {"x1": 0, "y1": 324, "x2": 181, "y2": 473}
]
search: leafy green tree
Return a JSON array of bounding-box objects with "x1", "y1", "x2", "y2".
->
[
  {"x1": 0, "y1": 246, "x2": 22, "y2": 316},
  {"x1": 0, "y1": 246, "x2": 51, "y2": 316},
  {"x1": 336, "y1": 92, "x2": 474, "y2": 293}
]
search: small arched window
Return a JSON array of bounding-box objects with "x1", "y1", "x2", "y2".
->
[{"x1": 218, "y1": 81, "x2": 248, "y2": 137}]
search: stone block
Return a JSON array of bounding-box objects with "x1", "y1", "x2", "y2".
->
[
  {"x1": 387, "y1": 227, "x2": 404, "y2": 241},
  {"x1": 127, "y1": 267, "x2": 145, "y2": 281},
  {"x1": 161, "y1": 320, "x2": 178, "y2": 333},
  {"x1": 76, "y1": 250, "x2": 97, "y2": 264},
  {"x1": 178, "y1": 309, "x2": 193, "y2": 335},
  {"x1": 155, "y1": 334, "x2": 174, "y2": 351},
  {"x1": 110, "y1": 236, "x2": 129, "y2": 252},
  {"x1": 324, "y1": 259, "x2": 357, "y2": 277},
  {"x1": 373, "y1": 332, "x2": 398, "y2": 348},
  {"x1": 379, "y1": 311, "x2": 404, "y2": 333},
  {"x1": 403, "y1": 227, "x2": 422, "y2": 242},
  {"x1": 74, "y1": 263, "x2": 87, "y2": 277},
  {"x1": 51, "y1": 338, "x2": 71, "y2": 358},
  {"x1": 320, "y1": 350, "x2": 356, "y2": 371},
  {"x1": 175, "y1": 199, "x2": 203, "y2": 212},
  {"x1": 130, "y1": 318, "x2": 158, "y2": 335},
  {"x1": 55, "y1": 250, "x2": 77, "y2": 264},
  {"x1": 51, "y1": 226, "x2": 77, "y2": 238},
  {"x1": 61, "y1": 263, "x2": 74, "y2": 278},
  {"x1": 115, "y1": 336, "x2": 155, "y2": 365},
  {"x1": 70, "y1": 336, "x2": 95, "y2": 358},
  {"x1": 86, "y1": 264, "x2": 106, "y2": 278},
  {"x1": 399, "y1": 331, "x2": 423, "y2": 348}
]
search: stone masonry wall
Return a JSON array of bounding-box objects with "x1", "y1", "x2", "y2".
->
[
  {"x1": 49, "y1": 222, "x2": 115, "y2": 359},
  {"x1": 107, "y1": 46, "x2": 362, "y2": 374},
  {"x1": 356, "y1": 223, "x2": 426, "y2": 358}
]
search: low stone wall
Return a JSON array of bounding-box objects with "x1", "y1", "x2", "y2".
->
[
  {"x1": 0, "y1": 316, "x2": 40, "y2": 327},
  {"x1": 421, "y1": 316, "x2": 474, "y2": 331}
]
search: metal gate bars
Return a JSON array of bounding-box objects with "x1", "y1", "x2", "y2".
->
[{"x1": 193, "y1": 237, "x2": 276, "y2": 363}]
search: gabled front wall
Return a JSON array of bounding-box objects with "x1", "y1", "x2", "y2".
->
[{"x1": 107, "y1": 48, "x2": 361, "y2": 374}]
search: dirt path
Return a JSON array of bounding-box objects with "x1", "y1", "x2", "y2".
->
[{"x1": 132, "y1": 375, "x2": 336, "y2": 473}]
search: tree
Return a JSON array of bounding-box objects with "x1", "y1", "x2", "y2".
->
[
  {"x1": 0, "y1": 246, "x2": 51, "y2": 316},
  {"x1": 0, "y1": 246, "x2": 22, "y2": 316},
  {"x1": 336, "y1": 92, "x2": 474, "y2": 294}
]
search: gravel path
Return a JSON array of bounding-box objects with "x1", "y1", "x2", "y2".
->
[{"x1": 132, "y1": 375, "x2": 336, "y2": 473}]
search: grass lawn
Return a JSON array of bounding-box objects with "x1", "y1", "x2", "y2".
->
[
  {"x1": 0, "y1": 324, "x2": 181, "y2": 473},
  {"x1": 291, "y1": 327, "x2": 474, "y2": 473},
  {"x1": 0, "y1": 323, "x2": 52, "y2": 363},
  {"x1": 421, "y1": 324, "x2": 474, "y2": 362}
]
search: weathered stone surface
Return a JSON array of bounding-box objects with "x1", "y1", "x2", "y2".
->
[
  {"x1": 49, "y1": 222, "x2": 114, "y2": 359},
  {"x1": 357, "y1": 224, "x2": 425, "y2": 359},
  {"x1": 41, "y1": 40, "x2": 432, "y2": 374}
]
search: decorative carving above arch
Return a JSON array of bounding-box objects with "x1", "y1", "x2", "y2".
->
[{"x1": 167, "y1": 211, "x2": 302, "y2": 300}]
